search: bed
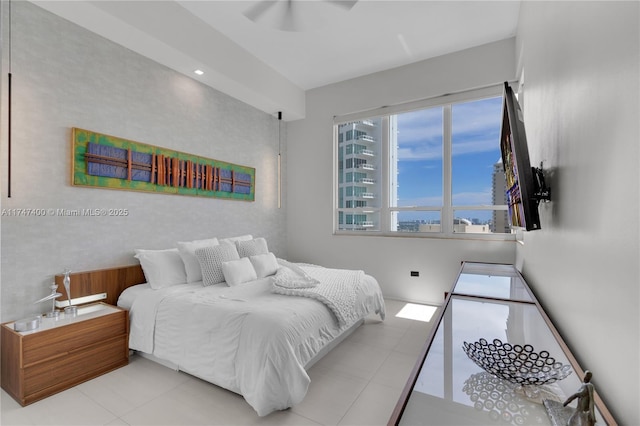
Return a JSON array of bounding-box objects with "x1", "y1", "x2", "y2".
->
[{"x1": 59, "y1": 236, "x2": 385, "y2": 417}]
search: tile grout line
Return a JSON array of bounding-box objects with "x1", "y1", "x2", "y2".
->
[{"x1": 335, "y1": 311, "x2": 417, "y2": 426}]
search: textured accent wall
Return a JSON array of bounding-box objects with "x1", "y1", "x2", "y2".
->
[{"x1": 0, "y1": 2, "x2": 286, "y2": 322}]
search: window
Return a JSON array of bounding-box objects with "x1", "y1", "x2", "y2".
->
[{"x1": 334, "y1": 85, "x2": 512, "y2": 238}]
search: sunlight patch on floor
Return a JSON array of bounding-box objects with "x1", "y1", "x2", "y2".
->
[{"x1": 395, "y1": 303, "x2": 437, "y2": 322}]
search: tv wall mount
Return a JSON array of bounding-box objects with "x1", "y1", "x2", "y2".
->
[{"x1": 533, "y1": 163, "x2": 551, "y2": 203}]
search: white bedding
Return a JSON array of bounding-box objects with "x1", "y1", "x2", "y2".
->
[{"x1": 118, "y1": 265, "x2": 385, "y2": 416}]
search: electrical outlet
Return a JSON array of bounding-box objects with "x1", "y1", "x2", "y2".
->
[{"x1": 410, "y1": 271, "x2": 419, "y2": 277}]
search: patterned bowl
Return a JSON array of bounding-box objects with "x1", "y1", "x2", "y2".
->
[{"x1": 462, "y1": 338, "x2": 572, "y2": 386}]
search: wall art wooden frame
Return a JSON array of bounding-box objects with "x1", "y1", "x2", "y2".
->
[{"x1": 71, "y1": 128, "x2": 255, "y2": 201}]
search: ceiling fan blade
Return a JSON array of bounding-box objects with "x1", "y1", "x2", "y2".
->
[
  {"x1": 324, "y1": 0, "x2": 358, "y2": 10},
  {"x1": 245, "y1": 0, "x2": 357, "y2": 32},
  {"x1": 243, "y1": 0, "x2": 278, "y2": 22}
]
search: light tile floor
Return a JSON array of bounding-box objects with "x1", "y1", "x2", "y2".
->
[{"x1": 1, "y1": 299, "x2": 438, "y2": 426}]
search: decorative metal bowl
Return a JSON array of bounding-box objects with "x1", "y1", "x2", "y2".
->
[{"x1": 462, "y1": 338, "x2": 572, "y2": 386}]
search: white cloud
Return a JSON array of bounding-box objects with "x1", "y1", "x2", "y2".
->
[
  {"x1": 452, "y1": 189, "x2": 493, "y2": 205},
  {"x1": 452, "y1": 136, "x2": 499, "y2": 156},
  {"x1": 397, "y1": 146, "x2": 441, "y2": 161},
  {"x1": 396, "y1": 96, "x2": 502, "y2": 161}
]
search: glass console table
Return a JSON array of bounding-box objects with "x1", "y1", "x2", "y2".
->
[{"x1": 388, "y1": 262, "x2": 616, "y2": 425}]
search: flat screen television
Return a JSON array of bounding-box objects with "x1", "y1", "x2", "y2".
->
[{"x1": 500, "y1": 82, "x2": 549, "y2": 231}]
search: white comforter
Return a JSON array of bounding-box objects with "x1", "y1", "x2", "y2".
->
[{"x1": 123, "y1": 266, "x2": 385, "y2": 416}]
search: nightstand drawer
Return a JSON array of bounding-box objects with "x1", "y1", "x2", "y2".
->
[
  {"x1": 24, "y1": 335, "x2": 127, "y2": 396},
  {"x1": 22, "y1": 311, "x2": 127, "y2": 367}
]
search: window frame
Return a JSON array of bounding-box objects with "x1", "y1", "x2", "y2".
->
[{"x1": 333, "y1": 84, "x2": 515, "y2": 241}]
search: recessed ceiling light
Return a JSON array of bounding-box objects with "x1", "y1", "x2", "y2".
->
[{"x1": 194, "y1": 69, "x2": 204, "y2": 76}]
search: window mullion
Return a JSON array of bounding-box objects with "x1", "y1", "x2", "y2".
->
[{"x1": 442, "y1": 105, "x2": 453, "y2": 235}]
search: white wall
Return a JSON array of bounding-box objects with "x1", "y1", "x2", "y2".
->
[
  {"x1": 287, "y1": 39, "x2": 517, "y2": 305},
  {"x1": 515, "y1": 2, "x2": 639, "y2": 424},
  {"x1": 0, "y1": 2, "x2": 287, "y2": 322}
]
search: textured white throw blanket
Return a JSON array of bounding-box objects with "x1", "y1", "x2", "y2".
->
[{"x1": 272, "y1": 266, "x2": 363, "y2": 327}]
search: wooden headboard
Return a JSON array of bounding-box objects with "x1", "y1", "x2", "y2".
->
[{"x1": 54, "y1": 264, "x2": 145, "y2": 306}]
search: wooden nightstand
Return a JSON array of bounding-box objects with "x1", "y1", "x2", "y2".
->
[{"x1": 1, "y1": 302, "x2": 129, "y2": 406}]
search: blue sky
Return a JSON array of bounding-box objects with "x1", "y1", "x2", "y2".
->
[{"x1": 396, "y1": 96, "x2": 503, "y2": 221}]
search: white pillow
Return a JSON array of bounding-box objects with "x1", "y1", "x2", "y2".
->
[
  {"x1": 177, "y1": 237, "x2": 219, "y2": 283},
  {"x1": 222, "y1": 257, "x2": 258, "y2": 286},
  {"x1": 195, "y1": 244, "x2": 240, "y2": 286},
  {"x1": 134, "y1": 248, "x2": 187, "y2": 289},
  {"x1": 236, "y1": 237, "x2": 268, "y2": 258},
  {"x1": 219, "y1": 234, "x2": 253, "y2": 244},
  {"x1": 249, "y1": 252, "x2": 279, "y2": 278}
]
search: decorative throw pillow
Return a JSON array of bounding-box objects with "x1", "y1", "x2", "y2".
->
[
  {"x1": 219, "y1": 234, "x2": 253, "y2": 244},
  {"x1": 195, "y1": 244, "x2": 240, "y2": 286},
  {"x1": 221, "y1": 257, "x2": 258, "y2": 286},
  {"x1": 134, "y1": 248, "x2": 187, "y2": 289},
  {"x1": 249, "y1": 252, "x2": 279, "y2": 278},
  {"x1": 236, "y1": 237, "x2": 268, "y2": 258},
  {"x1": 177, "y1": 237, "x2": 219, "y2": 283}
]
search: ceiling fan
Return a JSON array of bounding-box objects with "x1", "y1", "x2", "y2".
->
[{"x1": 243, "y1": 0, "x2": 359, "y2": 32}]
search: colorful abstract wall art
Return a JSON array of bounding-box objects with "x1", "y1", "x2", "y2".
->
[{"x1": 72, "y1": 128, "x2": 255, "y2": 201}]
